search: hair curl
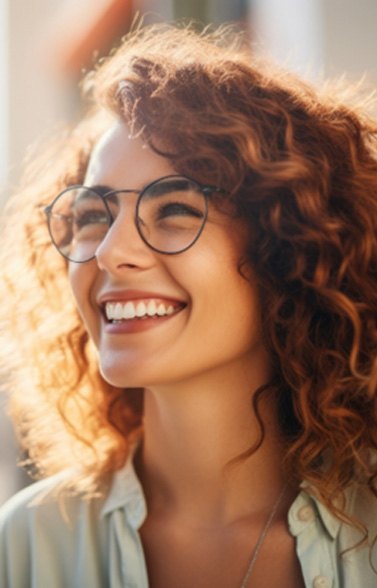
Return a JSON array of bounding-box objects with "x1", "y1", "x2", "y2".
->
[{"x1": 1, "y1": 25, "x2": 377, "y2": 526}]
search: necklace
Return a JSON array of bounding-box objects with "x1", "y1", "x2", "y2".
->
[{"x1": 239, "y1": 485, "x2": 287, "y2": 588}]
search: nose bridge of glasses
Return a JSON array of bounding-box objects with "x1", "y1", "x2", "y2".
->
[
  {"x1": 102, "y1": 189, "x2": 140, "y2": 220},
  {"x1": 97, "y1": 190, "x2": 146, "y2": 254},
  {"x1": 47, "y1": 178, "x2": 213, "y2": 262},
  {"x1": 104, "y1": 188, "x2": 140, "y2": 204}
]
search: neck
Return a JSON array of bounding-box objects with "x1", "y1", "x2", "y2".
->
[{"x1": 135, "y1": 360, "x2": 290, "y2": 525}]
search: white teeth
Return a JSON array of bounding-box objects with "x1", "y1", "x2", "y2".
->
[
  {"x1": 104, "y1": 299, "x2": 180, "y2": 321},
  {"x1": 105, "y1": 303, "x2": 113, "y2": 319},
  {"x1": 114, "y1": 303, "x2": 123, "y2": 320},
  {"x1": 147, "y1": 300, "x2": 157, "y2": 316},
  {"x1": 136, "y1": 301, "x2": 147, "y2": 317},
  {"x1": 123, "y1": 301, "x2": 136, "y2": 319}
]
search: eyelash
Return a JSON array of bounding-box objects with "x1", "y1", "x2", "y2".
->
[
  {"x1": 156, "y1": 202, "x2": 204, "y2": 219},
  {"x1": 74, "y1": 210, "x2": 109, "y2": 227}
]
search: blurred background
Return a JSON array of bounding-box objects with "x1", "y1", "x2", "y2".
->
[{"x1": 0, "y1": 0, "x2": 376, "y2": 505}]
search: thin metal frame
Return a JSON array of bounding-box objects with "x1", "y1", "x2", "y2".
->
[{"x1": 44, "y1": 174, "x2": 224, "y2": 263}]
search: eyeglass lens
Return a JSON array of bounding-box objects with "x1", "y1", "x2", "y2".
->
[{"x1": 46, "y1": 176, "x2": 208, "y2": 262}]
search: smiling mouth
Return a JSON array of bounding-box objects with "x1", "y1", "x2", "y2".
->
[{"x1": 104, "y1": 299, "x2": 185, "y2": 323}]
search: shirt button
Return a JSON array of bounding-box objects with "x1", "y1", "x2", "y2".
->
[
  {"x1": 313, "y1": 575, "x2": 332, "y2": 588},
  {"x1": 298, "y1": 505, "x2": 315, "y2": 522}
]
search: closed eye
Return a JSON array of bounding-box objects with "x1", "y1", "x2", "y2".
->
[
  {"x1": 156, "y1": 202, "x2": 204, "y2": 219},
  {"x1": 74, "y1": 209, "x2": 109, "y2": 228}
]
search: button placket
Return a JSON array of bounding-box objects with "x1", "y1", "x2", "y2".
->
[{"x1": 290, "y1": 494, "x2": 337, "y2": 588}]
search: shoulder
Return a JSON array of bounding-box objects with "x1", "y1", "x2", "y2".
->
[
  {"x1": 0, "y1": 474, "x2": 109, "y2": 587},
  {"x1": 338, "y1": 484, "x2": 377, "y2": 586},
  {"x1": 0, "y1": 473, "x2": 100, "y2": 533},
  {"x1": 342, "y1": 482, "x2": 377, "y2": 542},
  {"x1": 0, "y1": 475, "x2": 63, "y2": 532},
  {"x1": 0, "y1": 458, "x2": 146, "y2": 587},
  {"x1": 290, "y1": 482, "x2": 377, "y2": 535},
  {"x1": 347, "y1": 479, "x2": 377, "y2": 516},
  {"x1": 0, "y1": 472, "x2": 112, "y2": 545},
  {"x1": 289, "y1": 483, "x2": 377, "y2": 588}
]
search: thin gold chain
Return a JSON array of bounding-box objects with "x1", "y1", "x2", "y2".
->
[{"x1": 239, "y1": 485, "x2": 287, "y2": 588}]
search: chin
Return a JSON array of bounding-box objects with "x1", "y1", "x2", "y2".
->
[
  {"x1": 99, "y1": 363, "x2": 141, "y2": 388},
  {"x1": 99, "y1": 355, "x2": 163, "y2": 388}
]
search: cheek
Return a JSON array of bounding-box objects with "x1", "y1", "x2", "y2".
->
[
  {"x1": 68, "y1": 263, "x2": 84, "y2": 307},
  {"x1": 170, "y1": 248, "x2": 260, "y2": 341},
  {"x1": 68, "y1": 262, "x2": 98, "y2": 338}
]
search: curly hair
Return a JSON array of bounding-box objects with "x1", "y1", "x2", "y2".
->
[{"x1": 1, "y1": 24, "x2": 377, "y2": 524}]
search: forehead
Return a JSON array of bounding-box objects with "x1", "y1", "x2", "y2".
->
[{"x1": 84, "y1": 120, "x2": 175, "y2": 190}]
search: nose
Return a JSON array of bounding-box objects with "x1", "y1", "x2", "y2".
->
[{"x1": 94, "y1": 198, "x2": 155, "y2": 273}]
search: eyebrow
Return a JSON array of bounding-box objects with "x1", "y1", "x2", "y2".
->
[{"x1": 141, "y1": 178, "x2": 193, "y2": 199}]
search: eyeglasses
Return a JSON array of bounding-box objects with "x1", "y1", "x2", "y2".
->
[{"x1": 44, "y1": 175, "x2": 224, "y2": 263}]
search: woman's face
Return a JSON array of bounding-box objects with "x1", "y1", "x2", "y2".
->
[{"x1": 69, "y1": 120, "x2": 270, "y2": 389}]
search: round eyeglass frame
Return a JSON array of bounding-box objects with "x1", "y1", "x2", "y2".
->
[{"x1": 44, "y1": 174, "x2": 225, "y2": 263}]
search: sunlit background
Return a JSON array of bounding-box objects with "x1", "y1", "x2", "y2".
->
[{"x1": 0, "y1": 0, "x2": 376, "y2": 505}]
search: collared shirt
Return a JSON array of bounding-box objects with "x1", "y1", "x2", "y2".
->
[{"x1": 0, "y1": 456, "x2": 376, "y2": 588}]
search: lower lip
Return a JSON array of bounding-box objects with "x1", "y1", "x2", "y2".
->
[{"x1": 103, "y1": 309, "x2": 184, "y2": 334}]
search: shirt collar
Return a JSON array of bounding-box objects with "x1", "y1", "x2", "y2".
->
[
  {"x1": 288, "y1": 484, "x2": 342, "y2": 540},
  {"x1": 100, "y1": 443, "x2": 147, "y2": 530},
  {"x1": 101, "y1": 449, "x2": 342, "y2": 538}
]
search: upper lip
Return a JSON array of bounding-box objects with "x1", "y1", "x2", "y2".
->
[{"x1": 97, "y1": 289, "x2": 187, "y2": 308}]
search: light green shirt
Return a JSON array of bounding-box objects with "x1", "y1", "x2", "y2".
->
[{"x1": 0, "y1": 456, "x2": 376, "y2": 587}]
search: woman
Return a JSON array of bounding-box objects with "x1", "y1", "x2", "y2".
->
[{"x1": 0, "y1": 24, "x2": 376, "y2": 588}]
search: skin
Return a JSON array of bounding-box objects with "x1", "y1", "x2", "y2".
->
[
  {"x1": 69, "y1": 120, "x2": 269, "y2": 392},
  {"x1": 69, "y1": 119, "x2": 304, "y2": 587}
]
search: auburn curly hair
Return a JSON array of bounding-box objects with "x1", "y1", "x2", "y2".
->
[{"x1": 1, "y1": 24, "x2": 377, "y2": 526}]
